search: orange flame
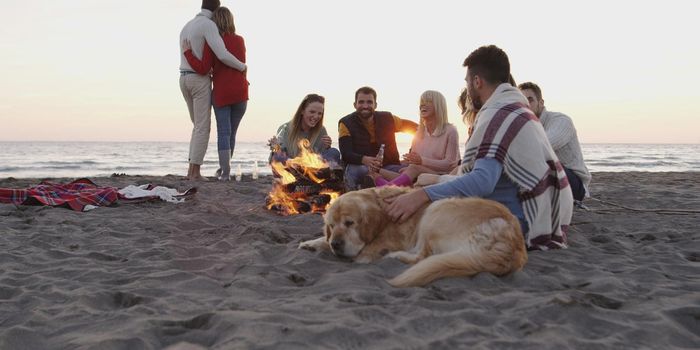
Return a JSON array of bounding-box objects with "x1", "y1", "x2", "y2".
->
[
  {"x1": 267, "y1": 182, "x2": 300, "y2": 215},
  {"x1": 286, "y1": 139, "x2": 328, "y2": 183},
  {"x1": 270, "y1": 161, "x2": 296, "y2": 185},
  {"x1": 267, "y1": 139, "x2": 341, "y2": 215}
]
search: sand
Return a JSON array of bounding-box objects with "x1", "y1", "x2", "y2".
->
[{"x1": 0, "y1": 172, "x2": 698, "y2": 349}]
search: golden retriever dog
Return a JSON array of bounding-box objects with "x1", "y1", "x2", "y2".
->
[{"x1": 298, "y1": 186, "x2": 527, "y2": 287}]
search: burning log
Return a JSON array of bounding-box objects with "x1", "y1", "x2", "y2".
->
[
  {"x1": 284, "y1": 165, "x2": 335, "y2": 182},
  {"x1": 267, "y1": 198, "x2": 312, "y2": 215},
  {"x1": 265, "y1": 193, "x2": 332, "y2": 216},
  {"x1": 266, "y1": 139, "x2": 345, "y2": 216}
]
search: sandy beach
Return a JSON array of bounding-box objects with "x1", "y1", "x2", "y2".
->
[{"x1": 0, "y1": 172, "x2": 698, "y2": 349}]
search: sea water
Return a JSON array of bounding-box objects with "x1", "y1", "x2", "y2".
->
[{"x1": 0, "y1": 141, "x2": 698, "y2": 179}]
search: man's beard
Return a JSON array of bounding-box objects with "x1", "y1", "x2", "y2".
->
[
  {"x1": 467, "y1": 80, "x2": 482, "y2": 110},
  {"x1": 469, "y1": 90, "x2": 482, "y2": 110}
]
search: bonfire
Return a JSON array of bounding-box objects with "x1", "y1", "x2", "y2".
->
[{"x1": 266, "y1": 139, "x2": 344, "y2": 215}]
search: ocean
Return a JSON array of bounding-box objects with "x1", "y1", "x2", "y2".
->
[{"x1": 0, "y1": 142, "x2": 698, "y2": 179}]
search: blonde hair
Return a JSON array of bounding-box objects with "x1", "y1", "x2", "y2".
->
[
  {"x1": 287, "y1": 94, "x2": 325, "y2": 157},
  {"x1": 212, "y1": 7, "x2": 236, "y2": 35},
  {"x1": 416, "y1": 90, "x2": 449, "y2": 139}
]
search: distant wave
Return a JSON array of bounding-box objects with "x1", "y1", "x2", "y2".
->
[
  {"x1": 51, "y1": 160, "x2": 99, "y2": 164},
  {"x1": 604, "y1": 155, "x2": 630, "y2": 160},
  {"x1": 111, "y1": 166, "x2": 148, "y2": 171},
  {"x1": 34, "y1": 165, "x2": 97, "y2": 170},
  {"x1": 588, "y1": 161, "x2": 684, "y2": 167}
]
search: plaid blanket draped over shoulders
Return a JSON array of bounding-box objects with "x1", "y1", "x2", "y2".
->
[{"x1": 462, "y1": 83, "x2": 573, "y2": 250}]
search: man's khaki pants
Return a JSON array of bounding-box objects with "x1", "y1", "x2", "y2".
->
[{"x1": 179, "y1": 74, "x2": 211, "y2": 165}]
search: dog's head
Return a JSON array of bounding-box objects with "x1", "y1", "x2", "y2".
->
[{"x1": 323, "y1": 186, "x2": 408, "y2": 259}]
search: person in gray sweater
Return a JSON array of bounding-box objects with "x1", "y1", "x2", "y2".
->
[
  {"x1": 268, "y1": 93, "x2": 340, "y2": 166},
  {"x1": 519, "y1": 82, "x2": 591, "y2": 201}
]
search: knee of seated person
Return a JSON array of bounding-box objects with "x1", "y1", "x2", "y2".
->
[
  {"x1": 322, "y1": 148, "x2": 341, "y2": 165},
  {"x1": 344, "y1": 165, "x2": 364, "y2": 180},
  {"x1": 344, "y1": 164, "x2": 368, "y2": 190}
]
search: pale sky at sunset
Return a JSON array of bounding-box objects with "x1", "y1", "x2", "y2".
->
[{"x1": 1, "y1": 0, "x2": 698, "y2": 144}]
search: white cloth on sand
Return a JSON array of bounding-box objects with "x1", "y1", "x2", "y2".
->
[{"x1": 118, "y1": 185, "x2": 186, "y2": 204}]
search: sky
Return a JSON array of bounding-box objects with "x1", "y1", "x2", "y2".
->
[{"x1": 1, "y1": 0, "x2": 698, "y2": 144}]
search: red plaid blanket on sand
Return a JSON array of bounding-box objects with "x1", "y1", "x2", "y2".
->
[
  {"x1": 0, "y1": 179, "x2": 197, "y2": 212},
  {"x1": 0, "y1": 178, "x2": 119, "y2": 211}
]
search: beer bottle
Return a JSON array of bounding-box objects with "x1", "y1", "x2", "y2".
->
[{"x1": 376, "y1": 144, "x2": 385, "y2": 165}]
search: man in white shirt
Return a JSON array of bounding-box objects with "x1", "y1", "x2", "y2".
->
[
  {"x1": 179, "y1": 0, "x2": 247, "y2": 181},
  {"x1": 519, "y1": 82, "x2": 591, "y2": 201}
]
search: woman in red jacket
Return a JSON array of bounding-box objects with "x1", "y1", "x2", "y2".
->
[{"x1": 183, "y1": 6, "x2": 249, "y2": 181}]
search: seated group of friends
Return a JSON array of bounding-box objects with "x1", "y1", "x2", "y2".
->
[
  {"x1": 268, "y1": 80, "x2": 590, "y2": 203},
  {"x1": 267, "y1": 46, "x2": 591, "y2": 251}
]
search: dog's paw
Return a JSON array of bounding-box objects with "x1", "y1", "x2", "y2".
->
[
  {"x1": 298, "y1": 240, "x2": 317, "y2": 251},
  {"x1": 385, "y1": 251, "x2": 401, "y2": 259},
  {"x1": 298, "y1": 237, "x2": 328, "y2": 252}
]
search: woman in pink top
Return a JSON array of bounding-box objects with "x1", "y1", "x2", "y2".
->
[{"x1": 372, "y1": 90, "x2": 460, "y2": 187}]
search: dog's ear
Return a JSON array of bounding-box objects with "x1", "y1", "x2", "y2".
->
[
  {"x1": 358, "y1": 198, "x2": 387, "y2": 243},
  {"x1": 322, "y1": 205, "x2": 336, "y2": 242}
]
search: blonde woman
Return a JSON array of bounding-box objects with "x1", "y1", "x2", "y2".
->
[
  {"x1": 372, "y1": 90, "x2": 460, "y2": 186},
  {"x1": 269, "y1": 93, "x2": 340, "y2": 165}
]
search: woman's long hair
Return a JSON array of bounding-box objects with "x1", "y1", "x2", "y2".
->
[
  {"x1": 287, "y1": 94, "x2": 325, "y2": 156},
  {"x1": 212, "y1": 7, "x2": 236, "y2": 35},
  {"x1": 458, "y1": 87, "x2": 477, "y2": 138}
]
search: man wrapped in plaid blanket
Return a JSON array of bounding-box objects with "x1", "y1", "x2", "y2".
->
[{"x1": 385, "y1": 45, "x2": 573, "y2": 250}]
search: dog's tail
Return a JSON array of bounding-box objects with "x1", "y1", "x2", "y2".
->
[
  {"x1": 387, "y1": 246, "x2": 522, "y2": 288},
  {"x1": 387, "y1": 250, "x2": 481, "y2": 288}
]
